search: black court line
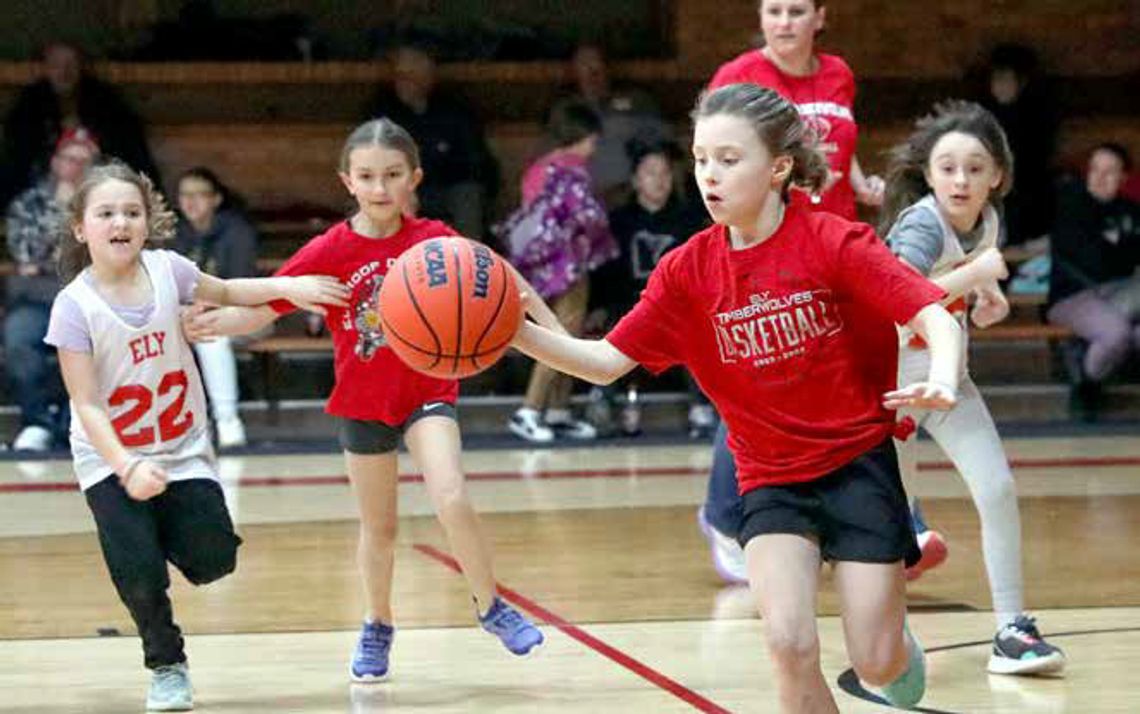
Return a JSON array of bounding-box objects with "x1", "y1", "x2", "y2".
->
[{"x1": 837, "y1": 625, "x2": 1140, "y2": 712}]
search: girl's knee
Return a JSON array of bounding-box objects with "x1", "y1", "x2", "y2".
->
[
  {"x1": 181, "y1": 536, "x2": 239, "y2": 585},
  {"x1": 764, "y1": 621, "x2": 820, "y2": 672},
  {"x1": 359, "y1": 518, "x2": 398, "y2": 552},
  {"x1": 851, "y1": 636, "x2": 907, "y2": 686}
]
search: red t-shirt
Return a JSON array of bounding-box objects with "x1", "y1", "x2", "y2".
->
[
  {"x1": 270, "y1": 217, "x2": 460, "y2": 424},
  {"x1": 709, "y1": 51, "x2": 859, "y2": 220},
  {"x1": 606, "y1": 205, "x2": 944, "y2": 493}
]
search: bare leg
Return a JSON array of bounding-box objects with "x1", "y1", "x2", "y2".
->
[
  {"x1": 745, "y1": 534, "x2": 838, "y2": 714},
  {"x1": 405, "y1": 416, "x2": 497, "y2": 611},
  {"x1": 344, "y1": 450, "x2": 400, "y2": 624}
]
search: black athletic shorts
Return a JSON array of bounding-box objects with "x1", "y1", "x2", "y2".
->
[
  {"x1": 737, "y1": 438, "x2": 920, "y2": 567},
  {"x1": 337, "y1": 401, "x2": 458, "y2": 454}
]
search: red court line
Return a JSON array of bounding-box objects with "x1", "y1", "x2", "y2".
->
[
  {"x1": 3, "y1": 455, "x2": 1139, "y2": 493},
  {"x1": 412, "y1": 542, "x2": 732, "y2": 714}
]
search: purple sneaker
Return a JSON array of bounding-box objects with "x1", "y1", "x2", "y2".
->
[{"x1": 479, "y1": 597, "x2": 543, "y2": 655}]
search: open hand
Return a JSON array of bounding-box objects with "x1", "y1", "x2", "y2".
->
[
  {"x1": 287, "y1": 275, "x2": 351, "y2": 315},
  {"x1": 883, "y1": 382, "x2": 957, "y2": 411},
  {"x1": 180, "y1": 303, "x2": 217, "y2": 343}
]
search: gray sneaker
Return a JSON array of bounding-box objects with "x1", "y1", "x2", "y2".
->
[{"x1": 147, "y1": 663, "x2": 193, "y2": 711}]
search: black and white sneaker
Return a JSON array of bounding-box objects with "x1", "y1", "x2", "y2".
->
[
  {"x1": 508, "y1": 408, "x2": 554, "y2": 443},
  {"x1": 987, "y1": 614, "x2": 1066, "y2": 675},
  {"x1": 545, "y1": 412, "x2": 598, "y2": 440}
]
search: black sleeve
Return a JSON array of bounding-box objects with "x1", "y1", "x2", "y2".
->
[{"x1": 216, "y1": 212, "x2": 259, "y2": 279}]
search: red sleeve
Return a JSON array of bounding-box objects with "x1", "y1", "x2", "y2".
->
[
  {"x1": 605, "y1": 252, "x2": 689, "y2": 374},
  {"x1": 832, "y1": 222, "x2": 945, "y2": 325},
  {"x1": 267, "y1": 234, "x2": 330, "y2": 314}
]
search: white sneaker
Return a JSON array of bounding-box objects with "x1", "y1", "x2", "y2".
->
[
  {"x1": 547, "y1": 416, "x2": 598, "y2": 440},
  {"x1": 697, "y1": 506, "x2": 748, "y2": 584},
  {"x1": 146, "y1": 662, "x2": 194, "y2": 711},
  {"x1": 688, "y1": 404, "x2": 716, "y2": 439},
  {"x1": 12, "y1": 425, "x2": 52, "y2": 452},
  {"x1": 508, "y1": 408, "x2": 554, "y2": 443},
  {"x1": 215, "y1": 417, "x2": 247, "y2": 449}
]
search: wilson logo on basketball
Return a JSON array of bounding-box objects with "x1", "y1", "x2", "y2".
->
[
  {"x1": 472, "y1": 244, "x2": 494, "y2": 299},
  {"x1": 424, "y1": 240, "x2": 448, "y2": 287}
]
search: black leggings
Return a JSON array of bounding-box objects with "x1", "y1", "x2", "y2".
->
[{"x1": 85, "y1": 476, "x2": 241, "y2": 669}]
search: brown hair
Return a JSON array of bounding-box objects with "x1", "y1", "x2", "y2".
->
[
  {"x1": 339, "y1": 118, "x2": 420, "y2": 173},
  {"x1": 691, "y1": 83, "x2": 830, "y2": 200},
  {"x1": 880, "y1": 100, "x2": 1014, "y2": 235},
  {"x1": 58, "y1": 160, "x2": 177, "y2": 281}
]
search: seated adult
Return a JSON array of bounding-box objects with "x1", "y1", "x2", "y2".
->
[
  {"x1": 0, "y1": 41, "x2": 160, "y2": 206},
  {"x1": 367, "y1": 41, "x2": 499, "y2": 240},
  {"x1": 4, "y1": 128, "x2": 99, "y2": 450},
  {"x1": 1047, "y1": 142, "x2": 1140, "y2": 415}
]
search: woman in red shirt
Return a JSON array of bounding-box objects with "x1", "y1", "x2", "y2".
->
[{"x1": 513, "y1": 84, "x2": 962, "y2": 711}]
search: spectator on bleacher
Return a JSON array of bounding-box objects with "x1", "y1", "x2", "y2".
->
[
  {"x1": 0, "y1": 41, "x2": 161, "y2": 207},
  {"x1": 590, "y1": 138, "x2": 713, "y2": 437},
  {"x1": 1047, "y1": 143, "x2": 1140, "y2": 415},
  {"x1": 4, "y1": 128, "x2": 99, "y2": 451},
  {"x1": 974, "y1": 44, "x2": 1058, "y2": 246},
  {"x1": 498, "y1": 100, "x2": 618, "y2": 443},
  {"x1": 553, "y1": 42, "x2": 671, "y2": 205},
  {"x1": 367, "y1": 41, "x2": 499, "y2": 240},
  {"x1": 174, "y1": 168, "x2": 258, "y2": 448}
]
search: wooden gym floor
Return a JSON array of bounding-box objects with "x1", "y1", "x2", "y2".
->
[{"x1": 1, "y1": 434, "x2": 1138, "y2": 712}]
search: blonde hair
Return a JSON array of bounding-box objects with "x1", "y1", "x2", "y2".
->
[{"x1": 58, "y1": 160, "x2": 177, "y2": 281}]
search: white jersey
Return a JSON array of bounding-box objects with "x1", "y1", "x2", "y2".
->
[
  {"x1": 895, "y1": 194, "x2": 1000, "y2": 381},
  {"x1": 62, "y1": 250, "x2": 216, "y2": 491}
]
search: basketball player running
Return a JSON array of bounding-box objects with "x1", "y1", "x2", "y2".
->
[
  {"x1": 513, "y1": 84, "x2": 963, "y2": 712},
  {"x1": 45, "y1": 161, "x2": 348, "y2": 710},
  {"x1": 881, "y1": 101, "x2": 1065, "y2": 674},
  {"x1": 184, "y1": 119, "x2": 561, "y2": 682},
  {"x1": 700, "y1": 0, "x2": 913, "y2": 582}
]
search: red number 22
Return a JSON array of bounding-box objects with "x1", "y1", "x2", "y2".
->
[{"x1": 109, "y1": 370, "x2": 194, "y2": 447}]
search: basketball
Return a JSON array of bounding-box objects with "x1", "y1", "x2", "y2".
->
[{"x1": 379, "y1": 236, "x2": 523, "y2": 379}]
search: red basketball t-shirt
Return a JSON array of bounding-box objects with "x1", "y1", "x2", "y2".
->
[
  {"x1": 270, "y1": 217, "x2": 460, "y2": 424},
  {"x1": 710, "y1": 51, "x2": 859, "y2": 220},
  {"x1": 606, "y1": 205, "x2": 944, "y2": 493}
]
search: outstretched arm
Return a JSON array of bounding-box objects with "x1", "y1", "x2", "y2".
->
[
  {"x1": 511, "y1": 321, "x2": 636, "y2": 385},
  {"x1": 193, "y1": 274, "x2": 349, "y2": 314},
  {"x1": 182, "y1": 304, "x2": 279, "y2": 342},
  {"x1": 883, "y1": 303, "x2": 962, "y2": 411}
]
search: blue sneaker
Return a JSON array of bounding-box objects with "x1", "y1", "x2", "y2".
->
[
  {"x1": 350, "y1": 621, "x2": 394, "y2": 682},
  {"x1": 146, "y1": 662, "x2": 193, "y2": 711},
  {"x1": 479, "y1": 597, "x2": 543, "y2": 655},
  {"x1": 879, "y1": 621, "x2": 926, "y2": 709}
]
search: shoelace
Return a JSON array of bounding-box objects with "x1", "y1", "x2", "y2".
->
[
  {"x1": 153, "y1": 667, "x2": 185, "y2": 690},
  {"x1": 488, "y1": 604, "x2": 525, "y2": 630},
  {"x1": 359, "y1": 626, "x2": 392, "y2": 656},
  {"x1": 1011, "y1": 614, "x2": 1041, "y2": 639}
]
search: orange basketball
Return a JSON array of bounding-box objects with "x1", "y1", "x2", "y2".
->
[{"x1": 379, "y1": 236, "x2": 522, "y2": 379}]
